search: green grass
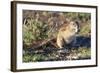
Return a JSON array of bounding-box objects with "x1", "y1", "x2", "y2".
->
[
  {"x1": 23, "y1": 53, "x2": 49, "y2": 62},
  {"x1": 79, "y1": 22, "x2": 91, "y2": 36}
]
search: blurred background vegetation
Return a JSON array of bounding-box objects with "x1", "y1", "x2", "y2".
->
[{"x1": 23, "y1": 10, "x2": 91, "y2": 62}]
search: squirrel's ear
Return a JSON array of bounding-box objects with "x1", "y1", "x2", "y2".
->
[
  {"x1": 75, "y1": 21, "x2": 81, "y2": 27},
  {"x1": 74, "y1": 20, "x2": 81, "y2": 25},
  {"x1": 75, "y1": 21, "x2": 79, "y2": 25}
]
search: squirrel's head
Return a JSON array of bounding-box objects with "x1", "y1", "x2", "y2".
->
[{"x1": 68, "y1": 21, "x2": 80, "y2": 34}]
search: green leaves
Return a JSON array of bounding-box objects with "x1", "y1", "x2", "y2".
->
[
  {"x1": 23, "y1": 19, "x2": 53, "y2": 48},
  {"x1": 65, "y1": 12, "x2": 91, "y2": 22}
]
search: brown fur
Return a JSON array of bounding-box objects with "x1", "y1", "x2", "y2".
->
[{"x1": 56, "y1": 21, "x2": 79, "y2": 48}]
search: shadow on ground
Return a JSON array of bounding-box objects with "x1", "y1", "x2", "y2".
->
[{"x1": 69, "y1": 35, "x2": 91, "y2": 48}]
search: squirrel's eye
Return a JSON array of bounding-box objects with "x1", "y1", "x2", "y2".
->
[{"x1": 72, "y1": 23, "x2": 76, "y2": 26}]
